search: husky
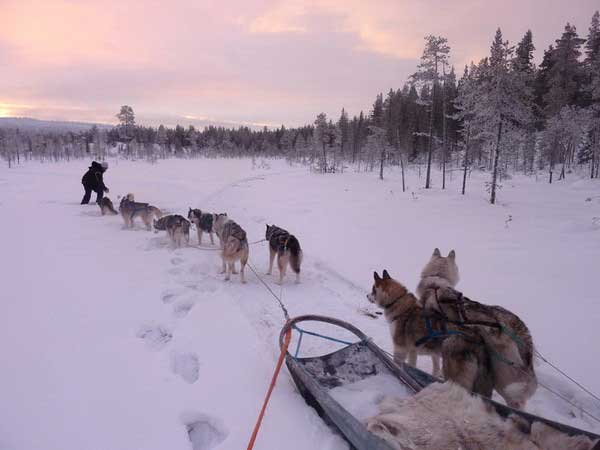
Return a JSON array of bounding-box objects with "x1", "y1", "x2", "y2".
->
[
  {"x1": 265, "y1": 224, "x2": 303, "y2": 284},
  {"x1": 119, "y1": 193, "x2": 162, "y2": 230},
  {"x1": 214, "y1": 214, "x2": 248, "y2": 283},
  {"x1": 153, "y1": 214, "x2": 190, "y2": 248},
  {"x1": 98, "y1": 197, "x2": 118, "y2": 216},
  {"x1": 415, "y1": 248, "x2": 460, "y2": 303},
  {"x1": 367, "y1": 270, "x2": 492, "y2": 395},
  {"x1": 187, "y1": 208, "x2": 218, "y2": 246},
  {"x1": 416, "y1": 248, "x2": 537, "y2": 410},
  {"x1": 367, "y1": 382, "x2": 598, "y2": 450}
]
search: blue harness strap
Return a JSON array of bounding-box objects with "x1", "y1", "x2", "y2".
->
[
  {"x1": 291, "y1": 324, "x2": 355, "y2": 358},
  {"x1": 415, "y1": 316, "x2": 464, "y2": 347}
]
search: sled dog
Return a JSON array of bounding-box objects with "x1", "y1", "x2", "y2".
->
[
  {"x1": 367, "y1": 270, "x2": 493, "y2": 397},
  {"x1": 98, "y1": 197, "x2": 118, "y2": 215},
  {"x1": 214, "y1": 214, "x2": 248, "y2": 283},
  {"x1": 415, "y1": 248, "x2": 460, "y2": 303},
  {"x1": 119, "y1": 193, "x2": 162, "y2": 230},
  {"x1": 416, "y1": 248, "x2": 537, "y2": 409},
  {"x1": 187, "y1": 208, "x2": 218, "y2": 245},
  {"x1": 153, "y1": 214, "x2": 190, "y2": 248},
  {"x1": 265, "y1": 224, "x2": 303, "y2": 284}
]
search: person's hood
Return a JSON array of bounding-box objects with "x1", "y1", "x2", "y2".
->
[{"x1": 89, "y1": 161, "x2": 104, "y2": 171}]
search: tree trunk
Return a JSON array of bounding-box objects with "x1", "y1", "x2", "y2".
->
[
  {"x1": 322, "y1": 142, "x2": 327, "y2": 173},
  {"x1": 396, "y1": 130, "x2": 406, "y2": 192},
  {"x1": 462, "y1": 125, "x2": 470, "y2": 195},
  {"x1": 490, "y1": 120, "x2": 503, "y2": 205},
  {"x1": 379, "y1": 147, "x2": 385, "y2": 180},
  {"x1": 442, "y1": 79, "x2": 447, "y2": 190},
  {"x1": 592, "y1": 131, "x2": 597, "y2": 179},
  {"x1": 549, "y1": 140, "x2": 556, "y2": 184},
  {"x1": 425, "y1": 83, "x2": 436, "y2": 189}
]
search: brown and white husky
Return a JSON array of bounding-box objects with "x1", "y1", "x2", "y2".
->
[
  {"x1": 367, "y1": 269, "x2": 491, "y2": 396},
  {"x1": 214, "y1": 214, "x2": 248, "y2": 283},
  {"x1": 416, "y1": 248, "x2": 537, "y2": 410}
]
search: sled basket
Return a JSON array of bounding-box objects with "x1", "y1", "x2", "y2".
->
[{"x1": 279, "y1": 315, "x2": 600, "y2": 450}]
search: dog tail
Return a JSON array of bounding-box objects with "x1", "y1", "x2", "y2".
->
[
  {"x1": 150, "y1": 206, "x2": 162, "y2": 219},
  {"x1": 224, "y1": 236, "x2": 240, "y2": 256},
  {"x1": 286, "y1": 235, "x2": 302, "y2": 274},
  {"x1": 182, "y1": 219, "x2": 191, "y2": 235}
]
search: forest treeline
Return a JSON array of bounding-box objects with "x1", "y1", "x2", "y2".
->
[{"x1": 1, "y1": 12, "x2": 599, "y2": 202}]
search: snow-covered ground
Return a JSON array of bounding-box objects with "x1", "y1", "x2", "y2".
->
[{"x1": 1, "y1": 158, "x2": 599, "y2": 450}]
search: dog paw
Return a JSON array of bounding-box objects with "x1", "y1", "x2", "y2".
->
[
  {"x1": 182, "y1": 413, "x2": 228, "y2": 450},
  {"x1": 171, "y1": 352, "x2": 200, "y2": 384},
  {"x1": 136, "y1": 323, "x2": 173, "y2": 350}
]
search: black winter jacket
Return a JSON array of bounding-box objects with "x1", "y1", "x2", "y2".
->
[{"x1": 81, "y1": 161, "x2": 107, "y2": 191}]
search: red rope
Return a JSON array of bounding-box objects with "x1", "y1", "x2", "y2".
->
[{"x1": 246, "y1": 326, "x2": 292, "y2": 450}]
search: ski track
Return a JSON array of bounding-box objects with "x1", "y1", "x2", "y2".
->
[{"x1": 2, "y1": 158, "x2": 600, "y2": 450}]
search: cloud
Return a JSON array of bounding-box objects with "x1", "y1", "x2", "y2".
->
[{"x1": 0, "y1": 0, "x2": 598, "y2": 127}]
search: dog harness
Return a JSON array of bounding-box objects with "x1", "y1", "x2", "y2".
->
[{"x1": 415, "y1": 315, "x2": 464, "y2": 347}]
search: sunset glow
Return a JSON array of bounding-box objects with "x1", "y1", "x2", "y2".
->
[{"x1": 1, "y1": 0, "x2": 597, "y2": 127}]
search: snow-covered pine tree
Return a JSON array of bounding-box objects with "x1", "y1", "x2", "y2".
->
[
  {"x1": 473, "y1": 29, "x2": 532, "y2": 204},
  {"x1": 454, "y1": 64, "x2": 480, "y2": 195},
  {"x1": 585, "y1": 11, "x2": 600, "y2": 178},
  {"x1": 514, "y1": 30, "x2": 537, "y2": 173},
  {"x1": 544, "y1": 23, "x2": 586, "y2": 116},
  {"x1": 313, "y1": 113, "x2": 329, "y2": 172},
  {"x1": 411, "y1": 35, "x2": 451, "y2": 189}
]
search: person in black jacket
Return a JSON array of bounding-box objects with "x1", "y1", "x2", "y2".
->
[{"x1": 81, "y1": 161, "x2": 109, "y2": 204}]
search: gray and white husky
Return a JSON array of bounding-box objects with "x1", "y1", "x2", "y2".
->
[
  {"x1": 214, "y1": 214, "x2": 248, "y2": 283},
  {"x1": 265, "y1": 224, "x2": 303, "y2": 284},
  {"x1": 119, "y1": 193, "x2": 162, "y2": 230},
  {"x1": 153, "y1": 214, "x2": 190, "y2": 248},
  {"x1": 416, "y1": 248, "x2": 538, "y2": 410},
  {"x1": 187, "y1": 208, "x2": 218, "y2": 246}
]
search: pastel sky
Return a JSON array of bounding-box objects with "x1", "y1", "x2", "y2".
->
[{"x1": 1, "y1": 0, "x2": 598, "y2": 128}]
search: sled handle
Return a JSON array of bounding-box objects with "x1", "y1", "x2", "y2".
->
[{"x1": 279, "y1": 315, "x2": 368, "y2": 351}]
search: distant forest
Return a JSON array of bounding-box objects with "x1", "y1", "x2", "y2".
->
[{"x1": 1, "y1": 11, "x2": 599, "y2": 203}]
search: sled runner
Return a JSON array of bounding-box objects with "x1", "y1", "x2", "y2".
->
[{"x1": 279, "y1": 315, "x2": 600, "y2": 450}]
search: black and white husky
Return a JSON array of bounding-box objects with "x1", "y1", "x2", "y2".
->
[
  {"x1": 187, "y1": 208, "x2": 218, "y2": 246},
  {"x1": 265, "y1": 224, "x2": 303, "y2": 284}
]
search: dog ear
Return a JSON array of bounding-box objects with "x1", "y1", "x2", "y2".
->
[
  {"x1": 382, "y1": 269, "x2": 391, "y2": 280},
  {"x1": 373, "y1": 271, "x2": 381, "y2": 282},
  {"x1": 448, "y1": 250, "x2": 456, "y2": 260},
  {"x1": 433, "y1": 248, "x2": 441, "y2": 257}
]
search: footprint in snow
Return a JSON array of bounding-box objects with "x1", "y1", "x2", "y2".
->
[
  {"x1": 169, "y1": 266, "x2": 184, "y2": 275},
  {"x1": 136, "y1": 324, "x2": 173, "y2": 350},
  {"x1": 173, "y1": 300, "x2": 195, "y2": 318},
  {"x1": 171, "y1": 352, "x2": 200, "y2": 384},
  {"x1": 161, "y1": 288, "x2": 183, "y2": 304},
  {"x1": 171, "y1": 257, "x2": 185, "y2": 266},
  {"x1": 182, "y1": 413, "x2": 228, "y2": 450}
]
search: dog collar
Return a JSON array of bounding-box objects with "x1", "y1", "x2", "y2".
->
[{"x1": 384, "y1": 298, "x2": 400, "y2": 310}]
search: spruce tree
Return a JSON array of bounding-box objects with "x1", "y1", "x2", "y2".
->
[{"x1": 412, "y1": 35, "x2": 451, "y2": 188}]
